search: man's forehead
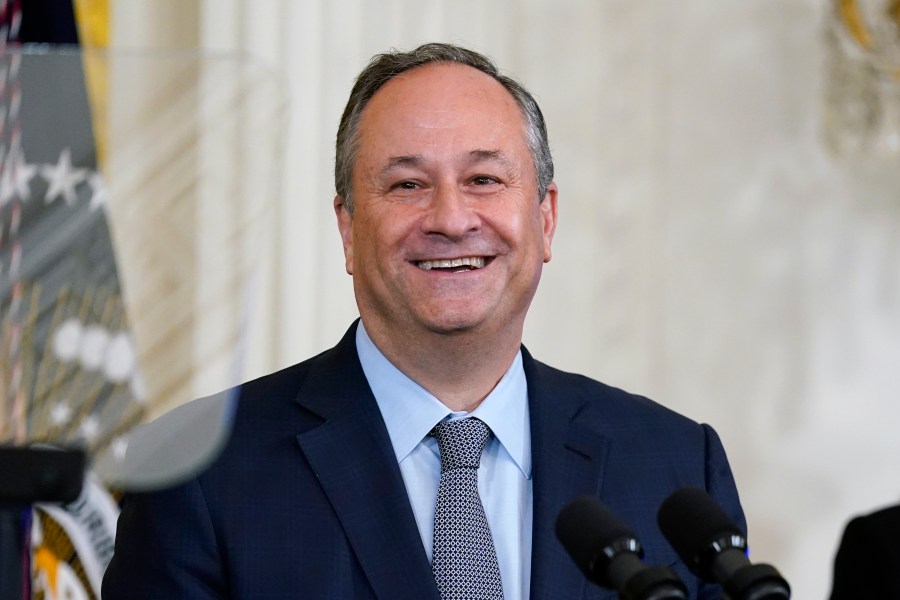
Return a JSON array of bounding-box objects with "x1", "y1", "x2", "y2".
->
[
  {"x1": 351, "y1": 62, "x2": 532, "y2": 182},
  {"x1": 363, "y1": 62, "x2": 519, "y2": 122}
]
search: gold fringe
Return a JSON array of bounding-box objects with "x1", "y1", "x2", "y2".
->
[{"x1": 73, "y1": 0, "x2": 110, "y2": 168}]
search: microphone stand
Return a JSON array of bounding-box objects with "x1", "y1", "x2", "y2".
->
[{"x1": 0, "y1": 446, "x2": 85, "y2": 600}]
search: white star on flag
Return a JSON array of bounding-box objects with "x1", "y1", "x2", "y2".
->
[
  {"x1": 10, "y1": 145, "x2": 37, "y2": 200},
  {"x1": 88, "y1": 171, "x2": 109, "y2": 211},
  {"x1": 41, "y1": 147, "x2": 88, "y2": 205}
]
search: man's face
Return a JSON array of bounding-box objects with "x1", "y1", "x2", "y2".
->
[{"x1": 335, "y1": 63, "x2": 557, "y2": 340}]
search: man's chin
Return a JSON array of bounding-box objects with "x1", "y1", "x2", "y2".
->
[
  {"x1": 419, "y1": 310, "x2": 485, "y2": 336},
  {"x1": 423, "y1": 318, "x2": 479, "y2": 336}
]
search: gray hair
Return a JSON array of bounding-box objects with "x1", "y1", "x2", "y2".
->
[{"x1": 334, "y1": 42, "x2": 554, "y2": 213}]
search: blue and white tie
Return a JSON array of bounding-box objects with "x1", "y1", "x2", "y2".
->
[{"x1": 430, "y1": 417, "x2": 504, "y2": 600}]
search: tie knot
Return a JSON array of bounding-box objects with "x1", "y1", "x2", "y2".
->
[{"x1": 430, "y1": 417, "x2": 492, "y2": 471}]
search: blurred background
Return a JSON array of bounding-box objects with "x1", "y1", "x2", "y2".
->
[{"x1": 5, "y1": 0, "x2": 900, "y2": 598}]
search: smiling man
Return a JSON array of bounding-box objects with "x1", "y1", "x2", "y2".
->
[
  {"x1": 103, "y1": 43, "x2": 745, "y2": 600},
  {"x1": 335, "y1": 57, "x2": 557, "y2": 415}
]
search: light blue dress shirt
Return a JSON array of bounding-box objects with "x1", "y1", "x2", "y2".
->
[{"x1": 356, "y1": 322, "x2": 533, "y2": 600}]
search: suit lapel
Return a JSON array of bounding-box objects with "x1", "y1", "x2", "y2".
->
[
  {"x1": 294, "y1": 324, "x2": 440, "y2": 600},
  {"x1": 524, "y1": 349, "x2": 615, "y2": 600}
]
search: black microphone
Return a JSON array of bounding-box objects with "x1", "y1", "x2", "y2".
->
[
  {"x1": 657, "y1": 487, "x2": 790, "y2": 600},
  {"x1": 556, "y1": 496, "x2": 687, "y2": 600}
]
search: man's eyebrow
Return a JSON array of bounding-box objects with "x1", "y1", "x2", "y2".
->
[
  {"x1": 467, "y1": 149, "x2": 515, "y2": 170},
  {"x1": 377, "y1": 150, "x2": 515, "y2": 176},
  {"x1": 379, "y1": 154, "x2": 424, "y2": 176}
]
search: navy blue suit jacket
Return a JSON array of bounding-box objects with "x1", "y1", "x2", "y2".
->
[{"x1": 102, "y1": 322, "x2": 745, "y2": 599}]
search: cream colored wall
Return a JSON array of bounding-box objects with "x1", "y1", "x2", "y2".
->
[
  {"x1": 106, "y1": 0, "x2": 287, "y2": 415},
  {"x1": 110, "y1": 0, "x2": 900, "y2": 597}
]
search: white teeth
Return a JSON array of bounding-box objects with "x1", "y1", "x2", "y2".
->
[{"x1": 417, "y1": 257, "x2": 485, "y2": 270}]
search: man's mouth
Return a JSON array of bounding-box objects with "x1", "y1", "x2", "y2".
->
[{"x1": 416, "y1": 256, "x2": 486, "y2": 271}]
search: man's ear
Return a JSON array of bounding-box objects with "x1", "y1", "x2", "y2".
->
[
  {"x1": 540, "y1": 182, "x2": 558, "y2": 263},
  {"x1": 334, "y1": 195, "x2": 353, "y2": 275}
]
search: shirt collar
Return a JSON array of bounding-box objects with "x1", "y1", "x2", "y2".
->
[{"x1": 356, "y1": 321, "x2": 531, "y2": 478}]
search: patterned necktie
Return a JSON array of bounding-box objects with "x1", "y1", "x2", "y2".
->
[{"x1": 430, "y1": 417, "x2": 504, "y2": 600}]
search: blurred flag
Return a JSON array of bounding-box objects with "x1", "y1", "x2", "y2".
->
[{"x1": 0, "y1": 2, "x2": 140, "y2": 599}]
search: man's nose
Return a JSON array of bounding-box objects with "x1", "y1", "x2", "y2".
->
[{"x1": 421, "y1": 183, "x2": 480, "y2": 239}]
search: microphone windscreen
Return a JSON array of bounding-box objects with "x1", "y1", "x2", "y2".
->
[
  {"x1": 657, "y1": 487, "x2": 743, "y2": 566},
  {"x1": 556, "y1": 496, "x2": 636, "y2": 581}
]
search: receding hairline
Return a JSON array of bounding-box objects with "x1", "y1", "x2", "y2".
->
[
  {"x1": 354, "y1": 61, "x2": 533, "y2": 144},
  {"x1": 335, "y1": 43, "x2": 555, "y2": 210},
  {"x1": 359, "y1": 60, "x2": 526, "y2": 118}
]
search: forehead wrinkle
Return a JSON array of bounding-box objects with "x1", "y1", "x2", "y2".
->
[
  {"x1": 468, "y1": 149, "x2": 511, "y2": 167},
  {"x1": 379, "y1": 154, "x2": 425, "y2": 176}
]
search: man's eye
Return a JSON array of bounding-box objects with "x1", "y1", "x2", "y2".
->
[
  {"x1": 393, "y1": 181, "x2": 419, "y2": 190},
  {"x1": 471, "y1": 176, "x2": 499, "y2": 185}
]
